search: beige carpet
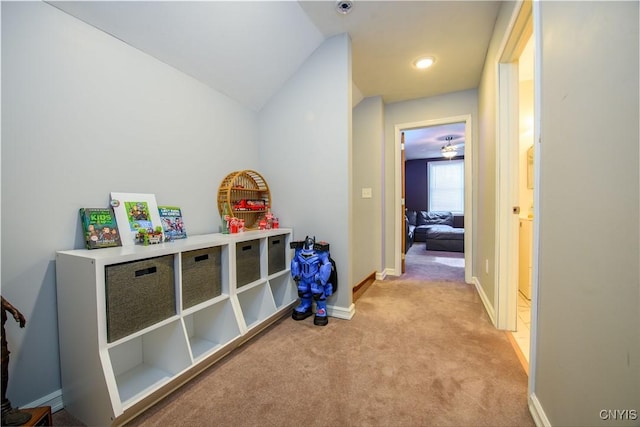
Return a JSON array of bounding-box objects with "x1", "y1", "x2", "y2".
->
[
  {"x1": 53, "y1": 246, "x2": 533, "y2": 427},
  {"x1": 404, "y1": 243, "x2": 466, "y2": 281}
]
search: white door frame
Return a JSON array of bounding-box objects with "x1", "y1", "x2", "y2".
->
[
  {"x1": 495, "y1": 0, "x2": 533, "y2": 331},
  {"x1": 495, "y1": 0, "x2": 542, "y2": 402},
  {"x1": 394, "y1": 115, "x2": 473, "y2": 284},
  {"x1": 495, "y1": 57, "x2": 521, "y2": 332}
]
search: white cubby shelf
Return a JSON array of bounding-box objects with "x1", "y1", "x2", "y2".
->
[{"x1": 56, "y1": 229, "x2": 294, "y2": 426}]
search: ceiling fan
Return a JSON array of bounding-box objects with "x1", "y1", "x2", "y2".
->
[{"x1": 441, "y1": 135, "x2": 464, "y2": 159}]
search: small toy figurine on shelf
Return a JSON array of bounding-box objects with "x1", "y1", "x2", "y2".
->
[
  {"x1": 147, "y1": 227, "x2": 164, "y2": 244},
  {"x1": 136, "y1": 228, "x2": 148, "y2": 245},
  {"x1": 290, "y1": 237, "x2": 338, "y2": 326},
  {"x1": 265, "y1": 208, "x2": 274, "y2": 229},
  {"x1": 135, "y1": 227, "x2": 163, "y2": 245},
  {"x1": 229, "y1": 217, "x2": 239, "y2": 233}
]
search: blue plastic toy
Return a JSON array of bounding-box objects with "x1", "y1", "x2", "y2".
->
[{"x1": 290, "y1": 236, "x2": 337, "y2": 326}]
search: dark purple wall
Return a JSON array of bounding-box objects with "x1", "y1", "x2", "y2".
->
[{"x1": 405, "y1": 159, "x2": 428, "y2": 211}]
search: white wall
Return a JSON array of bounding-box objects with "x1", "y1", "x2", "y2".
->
[
  {"x1": 1, "y1": 1, "x2": 259, "y2": 406},
  {"x1": 476, "y1": 1, "x2": 518, "y2": 307},
  {"x1": 352, "y1": 96, "x2": 384, "y2": 280},
  {"x1": 383, "y1": 89, "x2": 478, "y2": 274},
  {"x1": 2, "y1": 3, "x2": 356, "y2": 408},
  {"x1": 534, "y1": 1, "x2": 639, "y2": 425},
  {"x1": 258, "y1": 33, "x2": 353, "y2": 316}
]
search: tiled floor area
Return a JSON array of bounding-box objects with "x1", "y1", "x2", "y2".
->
[{"x1": 512, "y1": 291, "x2": 531, "y2": 363}]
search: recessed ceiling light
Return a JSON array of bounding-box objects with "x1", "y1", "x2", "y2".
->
[
  {"x1": 335, "y1": 0, "x2": 353, "y2": 15},
  {"x1": 414, "y1": 56, "x2": 435, "y2": 70}
]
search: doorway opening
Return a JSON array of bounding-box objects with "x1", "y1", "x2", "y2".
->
[
  {"x1": 403, "y1": 123, "x2": 466, "y2": 281},
  {"x1": 510, "y1": 34, "x2": 534, "y2": 371},
  {"x1": 394, "y1": 115, "x2": 473, "y2": 284},
  {"x1": 495, "y1": 0, "x2": 538, "y2": 382}
]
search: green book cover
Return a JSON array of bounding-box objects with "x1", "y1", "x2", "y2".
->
[{"x1": 79, "y1": 208, "x2": 122, "y2": 249}]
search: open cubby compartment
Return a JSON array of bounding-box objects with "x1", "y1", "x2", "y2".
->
[
  {"x1": 108, "y1": 319, "x2": 191, "y2": 407},
  {"x1": 236, "y1": 282, "x2": 277, "y2": 330},
  {"x1": 268, "y1": 272, "x2": 296, "y2": 310},
  {"x1": 183, "y1": 298, "x2": 241, "y2": 361}
]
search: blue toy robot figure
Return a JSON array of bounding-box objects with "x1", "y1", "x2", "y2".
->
[{"x1": 290, "y1": 236, "x2": 336, "y2": 326}]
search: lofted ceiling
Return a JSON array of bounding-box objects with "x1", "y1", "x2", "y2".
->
[{"x1": 48, "y1": 0, "x2": 503, "y2": 159}]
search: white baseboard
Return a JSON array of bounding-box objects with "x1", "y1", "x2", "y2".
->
[
  {"x1": 24, "y1": 389, "x2": 64, "y2": 413},
  {"x1": 385, "y1": 267, "x2": 399, "y2": 277},
  {"x1": 472, "y1": 276, "x2": 496, "y2": 326},
  {"x1": 328, "y1": 303, "x2": 355, "y2": 320},
  {"x1": 375, "y1": 270, "x2": 387, "y2": 281},
  {"x1": 529, "y1": 393, "x2": 551, "y2": 427}
]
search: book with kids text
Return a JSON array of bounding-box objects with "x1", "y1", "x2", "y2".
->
[{"x1": 79, "y1": 208, "x2": 122, "y2": 249}]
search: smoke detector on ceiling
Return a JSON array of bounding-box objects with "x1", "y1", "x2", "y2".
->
[{"x1": 335, "y1": 0, "x2": 353, "y2": 15}]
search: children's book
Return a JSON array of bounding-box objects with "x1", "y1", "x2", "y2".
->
[
  {"x1": 79, "y1": 208, "x2": 122, "y2": 249},
  {"x1": 158, "y1": 206, "x2": 187, "y2": 241},
  {"x1": 110, "y1": 192, "x2": 164, "y2": 246}
]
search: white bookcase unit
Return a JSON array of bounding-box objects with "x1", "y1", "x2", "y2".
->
[{"x1": 56, "y1": 229, "x2": 295, "y2": 426}]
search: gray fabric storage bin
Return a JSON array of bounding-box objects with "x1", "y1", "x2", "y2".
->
[
  {"x1": 236, "y1": 239, "x2": 260, "y2": 287},
  {"x1": 105, "y1": 255, "x2": 175, "y2": 343},
  {"x1": 181, "y1": 246, "x2": 222, "y2": 309},
  {"x1": 268, "y1": 235, "x2": 286, "y2": 275}
]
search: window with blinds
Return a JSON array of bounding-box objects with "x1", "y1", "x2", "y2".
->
[{"x1": 428, "y1": 159, "x2": 464, "y2": 213}]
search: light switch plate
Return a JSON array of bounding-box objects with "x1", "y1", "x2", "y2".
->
[{"x1": 361, "y1": 188, "x2": 372, "y2": 198}]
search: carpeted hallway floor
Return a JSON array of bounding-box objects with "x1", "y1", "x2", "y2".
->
[
  {"x1": 404, "y1": 243, "x2": 466, "y2": 282},
  {"x1": 53, "y1": 244, "x2": 533, "y2": 427}
]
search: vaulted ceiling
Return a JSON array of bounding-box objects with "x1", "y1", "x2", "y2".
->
[{"x1": 48, "y1": 0, "x2": 503, "y2": 158}]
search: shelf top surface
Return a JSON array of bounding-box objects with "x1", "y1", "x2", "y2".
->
[{"x1": 57, "y1": 228, "x2": 292, "y2": 261}]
